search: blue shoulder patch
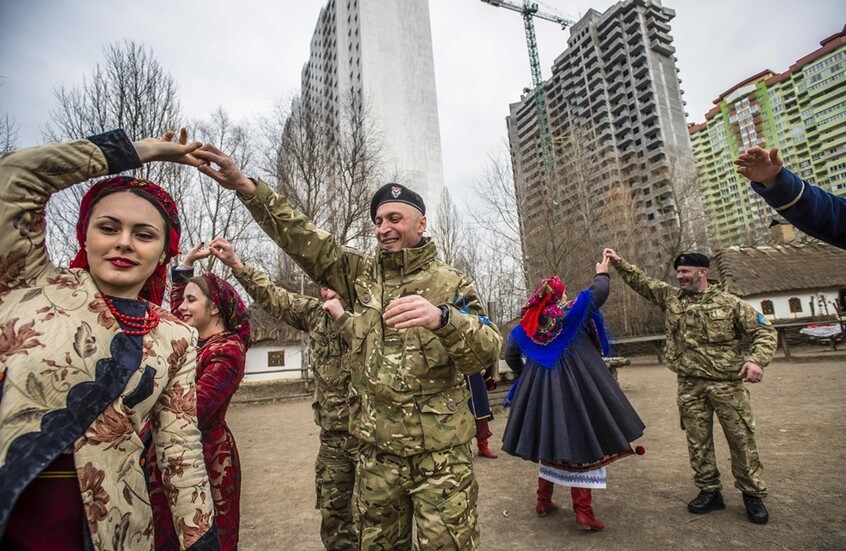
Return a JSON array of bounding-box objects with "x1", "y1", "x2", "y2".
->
[{"x1": 757, "y1": 313, "x2": 771, "y2": 326}]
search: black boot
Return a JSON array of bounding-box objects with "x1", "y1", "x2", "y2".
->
[
  {"x1": 687, "y1": 490, "x2": 726, "y2": 514},
  {"x1": 742, "y1": 494, "x2": 769, "y2": 524}
]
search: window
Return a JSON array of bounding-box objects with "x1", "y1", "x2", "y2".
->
[
  {"x1": 268, "y1": 350, "x2": 285, "y2": 367},
  {"x1": 760, "y1": 300, "x2": 775, "y2": 316},
  {"x1": 788, "y1": 297, "x2": 803, "y2": 313}
]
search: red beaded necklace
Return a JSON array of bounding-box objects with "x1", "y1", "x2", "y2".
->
[{"x1": 101, "y1": 294, "x2": 160, "y2": 336}]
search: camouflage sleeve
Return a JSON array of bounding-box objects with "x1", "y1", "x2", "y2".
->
[
  {"x1": 734, "y1": 299, "x2": 777, "y2": 367},
  {"x1": 237, "y1": 179, "x2": 361, "y2": 305},
  {"x1": 432, "y1": 277, "x2": 503, "y2": 375},
  {"x1": 332, "y1": 311, "x2": 355, "y2": 345},
  {"x1": 234, "y1": 262, "x2": 321, "y2": 333},
  {"x1": 613, "y1": 257, "x2": 672, "y2": 309}
]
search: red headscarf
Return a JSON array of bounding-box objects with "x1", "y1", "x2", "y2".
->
[
  {"x1": 69, "y1": 176, "x2": 181, "y2": 305},
  {"x1": 200, "y1": 273, "x2": 252, "y2": 348},
  {"x1": 519, "y1": 276, "x2": 567, "y2": 344}
]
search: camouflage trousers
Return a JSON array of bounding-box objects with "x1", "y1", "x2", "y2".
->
[
  {"x1": 354, "y1": 441, "x2": 479, "y2": 550},
  {"x1": 677, "y1": 377, "x2": 767, "y2": 497},
  {"x1": 316, "y1": 429, "x2": 360, "y2": 550}
]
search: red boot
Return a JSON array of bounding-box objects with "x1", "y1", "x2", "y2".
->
[
  {"x1": 571, "y1": 487, "x2": 604, "y2": 531},
  {"x1": 536, "y1": 478, "x2": 561, "y2": 517},
  {"x1": 477, "y1": 438, "x2": 498, "y2": 459},
  {"x1": 475, "y1": 419, "x2": 498, "y2": 458}
]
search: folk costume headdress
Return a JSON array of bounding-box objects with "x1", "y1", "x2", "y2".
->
[
  {"x1": 505, "y1": 276, "x2": 612, "y2": 406},
  {"x1": 199, "y1": 273, "x2": 252, "y2": 348},
  {"x1": 69, "y1": 176, "x2": 181, "y2": 306},
  {"x1": 513, "y1": 276, "x2": 611, "y2": 368}
]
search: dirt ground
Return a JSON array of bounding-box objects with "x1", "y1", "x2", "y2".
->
[{"x1": 228, "y1": 354, "x2": 846, "y2": 550}]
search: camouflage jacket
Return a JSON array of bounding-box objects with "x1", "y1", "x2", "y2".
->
[
  {"x1": 239, "y1": 180, "x2": 503, "y2": 456},
  {"x1": 615, "y1": 258, "x2": 777, "y2": 381},
  {"x1": 235, "y1": 263, "x2": 352, "y2": 432}
]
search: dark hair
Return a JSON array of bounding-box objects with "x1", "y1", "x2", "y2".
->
[{"x1": 87, "y1": 188, "x2": 172, "y2": 251}]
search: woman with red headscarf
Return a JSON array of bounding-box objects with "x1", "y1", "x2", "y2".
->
[
  {"x1": 145, "y1": 238, "x2": 250, "y2": 550},
  {"x1": 501, "y1": 256, "x2": 645, "y2": 532},
  {"x1": 0, "y1": 129, "x2": 220, "y2": 550}
]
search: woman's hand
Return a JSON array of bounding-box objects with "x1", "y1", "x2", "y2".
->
[
  {"x1": 207, "y1": 236, "x2": 245, "y2": 273},
  {"x1": 181, "y1": 242, "x2": 212, "y2": 269},
  {"x1": 194, "y1": 144, "x2": 256, "y2": 197},
  {"x1": 596, "y1": 255, "x2": 611, "y2": 274},
  {"x1": 133, "y1": 128, "x2": 204, "y2": 167}
]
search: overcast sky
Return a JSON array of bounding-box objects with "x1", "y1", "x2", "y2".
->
[{"x1": 1, "y1": 0, "x2": 842, "y2": 202}]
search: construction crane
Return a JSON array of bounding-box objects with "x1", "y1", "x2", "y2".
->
[{"x1": 481, "y1": 0, "x2": 575, "y2": 194}]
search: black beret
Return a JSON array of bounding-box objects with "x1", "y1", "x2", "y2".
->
[
  {"x1": 674, "y1": 252, "x2": 710, "y2": 269},
  {"x1": 370, "y1": 183, "x2": 425, "y2": 222}
]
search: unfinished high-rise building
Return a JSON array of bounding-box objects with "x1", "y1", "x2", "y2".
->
[{"x1": 507, "y1": 0, "x2": 705, "y2": 285}]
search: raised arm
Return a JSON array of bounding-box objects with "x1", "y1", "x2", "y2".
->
[
  {"x1": 169, "y1": 242, "x2": 213, "y2": 317},
  {"x1": 233, "y1": 263, "x2": 321, "y2": 332},
  {"x1": 194, "y1": 145, "x2": 361, "y2": 304},
  {"x1": 0, "y1": 129, "x2": 202, "y2": 293},
  {"x1": 208, "y1": 235, "x2": 322, "y2": 332},
  {"x1": 604, "y1": 248, "x2": 672, "y2": 309},
  {"x1": 0, "y1": 131, "x2": 140, "y2": 291},
  {"x1": 735, "y1": 147, "x2": 846, "y2": 249},
  {"x1": 589, "y1": 256, "x2": 612, "y2": 309}
]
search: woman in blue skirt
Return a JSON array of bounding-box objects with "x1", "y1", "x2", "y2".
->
[{"x1": 502, "y1": 256, "x2": 645, "y2": 531}]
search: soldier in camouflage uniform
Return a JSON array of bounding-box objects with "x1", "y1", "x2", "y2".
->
[
  {"x1": 604, "y1": 249, "x2": 776, "y2": 525},
  {"x1": 208, "y1": 237, "x2": 358, "y2": 550},
  {"x1": 195, "y1": 146, "x2": 503, "y2": 550}
]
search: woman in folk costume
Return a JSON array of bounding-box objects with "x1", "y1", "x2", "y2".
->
[
  {"x1": 501, "y1": 256, "x2": 645, "y2": 531},
  {"x1": 0, "y1": 129, "x2": 220, "y2": 550},
  {"x1": 146, "y1": 239, "x2": 250, "y2": 550}
]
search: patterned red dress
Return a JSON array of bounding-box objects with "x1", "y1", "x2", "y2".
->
[{"x1": 146, "y1": 278, "x2": 247, "y2": 550}]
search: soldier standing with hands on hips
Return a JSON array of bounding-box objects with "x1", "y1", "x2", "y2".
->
[
  {"x1": 192, "y1": 143, "x2": 502, "y2": 550},
  {"x1": 603, "y1": 248, "x2": 777, "y2": 525}
]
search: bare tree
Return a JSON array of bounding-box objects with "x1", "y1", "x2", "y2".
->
[
  {"x1": 601, "y1": 185, "x2": 664, "y2": 336},
  {"x1": 653, "y1": 146, "x2": 711, "y2": 279},
  {"x1": 468, "y1": 148, "x2": 525, "y2": 267},
  {"x1": 260, "y1": 89, "x2": 381, "y2": 250},
  {"x1": 42, "y1": 41, "x2": 185, "y2": 265},
  {"x1": 431, "y1": 186, "x2": 466, "y2": 266},
  {"x1": 463, "y1": 147, "x2": 529, "y2": 324},
  {"x1": 45, "y1": 41, "x2": 182, "y2": 181},
  {"x1": 543, "y1": 121, "x2": 610, "y2": 286},
  {"x1": 0, "y1": 113, "x2": 19, "y2": 156}
]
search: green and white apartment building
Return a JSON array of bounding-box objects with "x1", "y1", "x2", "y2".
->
[{"x1": 689, "y1": 27, "x2": 846, "y2": 247}]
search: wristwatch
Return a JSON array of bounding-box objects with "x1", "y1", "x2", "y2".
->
[{"x1": 438, "y1": 305, "x2": 450, "y2": 328}]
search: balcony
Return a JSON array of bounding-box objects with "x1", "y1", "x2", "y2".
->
[
  {"x1": 650, "y1": 40, "x2": 675, "y2": 56},
  {"x1": 633, "y1": 62, "x2": 649, "y2": 80},
  {"x1": 599, "y1": 26, "x2": 624, "y2": 51}
]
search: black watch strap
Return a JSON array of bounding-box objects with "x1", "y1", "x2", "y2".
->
[{"x1": 438, "y1": 305, "x2": 450, "y2": 329}]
